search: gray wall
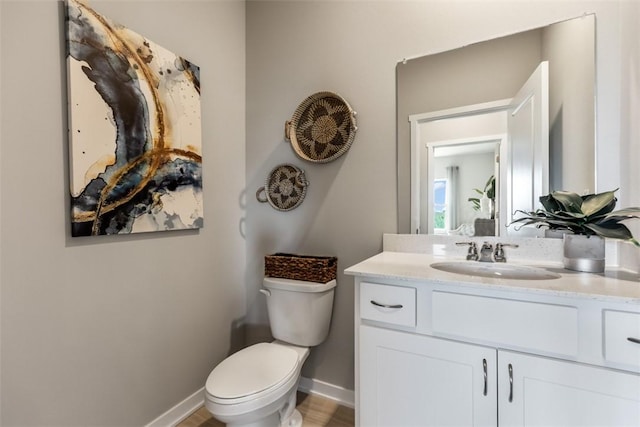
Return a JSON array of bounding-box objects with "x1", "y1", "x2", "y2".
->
[
  {"x1": 245, "y1": 0, "x2": 404, "y2": 390},
  {"x1": 0, "y1": 1, "x2": 246, "y2": 425},
  {"x1": 246, "y1": 0, "x2": 634, "y2": 392}
]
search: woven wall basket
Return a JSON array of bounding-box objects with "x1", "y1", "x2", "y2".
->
[
  {"x1": 256, "y1": 164, "x2": 308, "y2": 211},
  {"x1": 265, "y1": 253, "x2": 338, "y2": 283},
  {"x1": 285, "y1": 91, "x2": 357, "y2": 163}
]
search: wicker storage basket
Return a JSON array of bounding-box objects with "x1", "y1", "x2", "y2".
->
[{"x1": 264, "y1": 253, "x2": 337, "y2": 283}]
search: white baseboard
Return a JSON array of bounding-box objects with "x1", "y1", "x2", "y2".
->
[
  {"x1": 145, "y1": 387, "x2": 205, "y2": 427},
  {"x1": 145, "y1": 377, "x2": 355, "y2": 427},
  {"x1": 298, "y1": 376, "x2": 355, "y2": 409}
]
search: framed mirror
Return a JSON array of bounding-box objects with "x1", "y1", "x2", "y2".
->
[{"x1": 397, "y1": 14, "x2": 595, "y2": 236}]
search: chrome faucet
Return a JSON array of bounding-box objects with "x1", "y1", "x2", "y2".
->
[
  {"x1": 493, "y1": 243, "x2": 519, "y2": 262},
  {"x1": 456, "y1": 242, "x2": 478, "y2": 261},
  {"x1": 478, "y1": 242, "x2": 494, "y2": 262}
]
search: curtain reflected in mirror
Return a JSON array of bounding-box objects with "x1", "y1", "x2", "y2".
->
[{"x1": 445, "y1": 166, "x2": 458, "y2": 232}]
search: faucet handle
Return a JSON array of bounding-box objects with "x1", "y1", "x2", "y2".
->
[
  {"x1": 456, "y1": 242, "x2": 478, "y2": 261},
  {"x1": 494, "y1": 243, "x2": 519, "y2": 262}
]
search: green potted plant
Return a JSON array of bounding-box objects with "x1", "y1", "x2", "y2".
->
[
  {"x1": 468, "y1": 175, "x2": 495, "y2": 219},
  {"x1": 509, "y1": 189, "x2": 640, "y2": 272}
]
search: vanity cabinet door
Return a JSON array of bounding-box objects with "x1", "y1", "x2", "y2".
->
[
  {"x1": 359, "y1": 325, "x2": 497, "y2": 427},
  {"x1": 498, "y1": 350, "x2": 640, "y2": 427}
]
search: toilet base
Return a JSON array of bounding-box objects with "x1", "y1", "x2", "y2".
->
[
  {"x1": 220, "y1": 408, "x2": 303, "y2": 427},
  {"x1": 280, "y1": 409, "x2": 302, "y2": 427},
  {"x1": 210, "y1": 388, "x2": 304, "y2": 427},
  {"x1": 224, "y1": 412, "x2": 280, "y2": 427}
]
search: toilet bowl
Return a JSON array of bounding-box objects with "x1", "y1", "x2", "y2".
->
[
  {"x1": 205, "y1": 341, "x2": 309, "y2": 427},
  {"x1": 204, "y1": 277, "x2": 336, "y2": 427}
]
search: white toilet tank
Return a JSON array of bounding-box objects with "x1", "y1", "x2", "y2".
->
[{"x1": 262, "y1": 277, "x2": 336, "y2": 347}]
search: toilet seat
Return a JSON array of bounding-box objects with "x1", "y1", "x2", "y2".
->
[{"x1": 205, "y1": 342, "x2": 300, "y2": 405}]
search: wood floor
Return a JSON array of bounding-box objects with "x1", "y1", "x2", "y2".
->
[{"x1": 176, "y1": 391, "x2": 354, "y2": 427}]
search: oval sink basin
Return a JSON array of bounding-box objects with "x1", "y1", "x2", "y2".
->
[{"x1": 430, "y1": 261, "x2": 561, "y2": 280}]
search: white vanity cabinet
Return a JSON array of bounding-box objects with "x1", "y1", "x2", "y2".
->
[
  {"x1": 354, "y1": 278, "x2": 640, "y2": 427},
  {"x1": 359, "y1": 324, "x2": 497, "y2": 426},
  {"x1": 498, "y1": 350, "x2": 640, "y2": 426}
]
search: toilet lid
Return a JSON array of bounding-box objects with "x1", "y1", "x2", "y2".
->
[{"x1": 206, "y1": 343, "x2": 299, "y2": 400}]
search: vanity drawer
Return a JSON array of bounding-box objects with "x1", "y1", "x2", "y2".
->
[
  {"x1": 432, "y1": 291, "x2": 578, "y2": 357},
  {"x1": 604, "y1": 310, "x2": 640, "y2": 369},
  {"x1": 360, "y1": 282, "x2": 416, "y2": 327}
]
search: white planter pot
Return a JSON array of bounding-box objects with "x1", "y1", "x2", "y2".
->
[{"x1": 563, "y1": 234, "x2": 605, "y2": 273}]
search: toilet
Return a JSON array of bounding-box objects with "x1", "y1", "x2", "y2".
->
[{"x1": 205, "y1": 277, "x2": 337, "y2": 427}]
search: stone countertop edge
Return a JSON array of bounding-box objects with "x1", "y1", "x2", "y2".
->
[{"x1": 344, "y1": 251, "x2": 640, "y2": 304}]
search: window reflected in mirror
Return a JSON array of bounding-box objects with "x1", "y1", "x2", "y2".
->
[{"x1": 433, "y1": 178, "x2": 447, "y2": 232}]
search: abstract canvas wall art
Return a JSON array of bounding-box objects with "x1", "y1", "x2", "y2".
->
[{"x1": 66, "y1": 0, "x2": 203, "y2": 236}]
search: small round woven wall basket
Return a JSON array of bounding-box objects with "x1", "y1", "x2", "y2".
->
[
  {"x1": 285, "y1": 91, "x2": 357, "y2": 163},
  {"x1": 256, "y1": 164, "x2": 309, "y2": 211}
]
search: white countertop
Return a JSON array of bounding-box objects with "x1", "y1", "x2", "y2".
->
[{"x1": 345, "y1": 251, "x2": 640, "y2": 304}]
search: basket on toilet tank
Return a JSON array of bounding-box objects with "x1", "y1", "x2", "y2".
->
[
  {"x1": 264, "y1": 253, "x2": 337, "y2": 283},
  {"x1": 262, "y1": 277, "x2": 336, "y2": 347}
]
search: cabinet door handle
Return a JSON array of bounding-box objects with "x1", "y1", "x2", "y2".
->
[
  {"x1": 482, "y1": 358, "x2": 488, "y2": 396},
  {"x1": 508, "y1": 363, "x2": 514, "y2": 403},
  {"x1": 370, "y1": 300, "x2": 403, "y2": 309},
  {"x1": 628, "y1": 337, "x2": 640, "y2": 344}
]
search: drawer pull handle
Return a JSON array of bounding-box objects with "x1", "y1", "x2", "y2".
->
[
  {"x1": 628, "y1": 337, "x2": 640, "y2": 344},
  {"x1": 508, "y1": 363, "x2": 514, "y2": 403},
  {"x1": 370, "y1": 300, "x2": 403, "y2": 309},
  {"x1": 482, "y1": 358, "x2": 488, "y2": 396}
]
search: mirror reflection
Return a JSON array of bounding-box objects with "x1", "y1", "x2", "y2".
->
[
  {"x1": 397, "y1": 14, "x2": 595, "y2": 236},
  {"x1": 421, "y1": 111, "x2": 505, "y2": 236}
]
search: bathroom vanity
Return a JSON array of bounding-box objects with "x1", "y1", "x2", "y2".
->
[{"x1": 345, "y1": 235, "x2": 640, "y2": 427}]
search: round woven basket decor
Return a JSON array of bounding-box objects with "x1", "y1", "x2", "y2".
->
[
  {"x1": 258, "y1": 164, "x2": 308, "y2": 211},
  {"x1": 286, "y1": 91, "x2": 357, "y2": 163}
]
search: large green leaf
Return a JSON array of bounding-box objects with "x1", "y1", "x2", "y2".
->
[
  {"x1": 588, "y1": 199, "x2": 617, "y2": 219},
  {"x1": 581, "y1": 190, "x2": 617, "y2": 216},
  {"x1": 539, "y1": 194, "x2": 563, "y2": 212},
  {"x1": 606, "y1": 207, "x2": 640, "y2": 218},
  {"x1": 546, "y1": 211, "x2": 586, "y2": 220},
  {"x1": 550, "y1": 191, "x2": 583, "y2": 213},
  {"x1": 584, "y1": 222, "x2": 639, "y2": 245},
  {"x1": 485, "y1": 175, "x2": 496, "y2": 199}
]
